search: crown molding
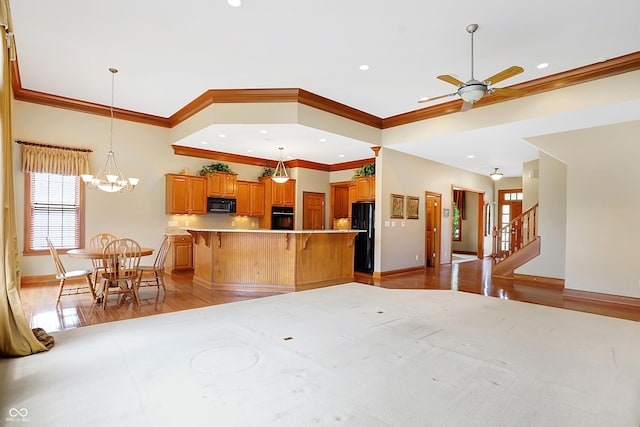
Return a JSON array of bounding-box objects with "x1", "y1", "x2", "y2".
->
[
  {"x1": 382, "y1": 51, "x2": 640, "y2": 128},
  {"x1": 11, "y1": 61, "x2": 170, "y2": 127},
  {"x1": 12, "y1": 51, "x2": 639, "y2": 131}
]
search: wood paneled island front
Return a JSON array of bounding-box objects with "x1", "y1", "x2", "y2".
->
[{"x1": 187, "y1": 229, "x2": 361, "y2": 292}]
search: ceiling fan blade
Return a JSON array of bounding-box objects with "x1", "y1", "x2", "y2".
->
[
  {"x1": 437, "y1": 75, "x2": 465, "y2": 87},
  {"x1": 491, "y1": 87, "x2": 527, "y2": 97},
  {"x1": 483, "y1": 66, "x2": 524, "y2": 85},
  {"x1": 418, "y1": 92, "x2": 457, "y2": 103},
  {"x1": 460, "y1": 101, "x2": 473, "y2": 112}
]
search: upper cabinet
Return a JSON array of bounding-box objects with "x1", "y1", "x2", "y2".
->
[
  {"x1": 261, "y1": 177, "x2": 296, "y2": 207},
  {"x1": 206, "y1": 172, "x2": 237, "y2": 198},
  {"x1": 333, "y1": 185, "x2": 350, "y2": 218},
  {"x1": 354, "y1": 175, "x2": 375, "y2": 201},
  {"x1": 236, "y1": 181, "x2": 265, "y2": 217},
  {"x1": 165, "y1": 174, "x2": 207, "y2": 215}
]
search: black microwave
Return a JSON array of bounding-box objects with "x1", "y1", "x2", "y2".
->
[{"x1": 207, "y1": 197, "x2": 236, "y2": 214}]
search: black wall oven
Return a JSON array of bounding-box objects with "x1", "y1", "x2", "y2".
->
[{"x1": 271, "y1": 206, "x2": 294, "y2": 230}]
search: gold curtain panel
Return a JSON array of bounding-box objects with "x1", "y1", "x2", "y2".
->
[{"x1": 19, "y1": 141, "x2": 91, "y2": 176}]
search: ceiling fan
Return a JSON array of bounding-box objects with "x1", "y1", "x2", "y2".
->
[{"x1": 419, "y1": 24, "x2": 526, "y2": 112}]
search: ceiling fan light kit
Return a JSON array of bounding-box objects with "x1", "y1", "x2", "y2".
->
[
  {"x1": 419, "y1": 24, "x2": 526, "y2": 112},
  {"x1": 490, "y1": 168, "x2": 504, "y2": 180}
]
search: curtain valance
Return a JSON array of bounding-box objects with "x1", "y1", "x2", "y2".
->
[{"x1": 17, "y1": 140, "x2": 91, "y2": 176}]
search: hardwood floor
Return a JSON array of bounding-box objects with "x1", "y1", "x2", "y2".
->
[{"x1": 21, "y1": 258, "x2": 639, "y2": 332}]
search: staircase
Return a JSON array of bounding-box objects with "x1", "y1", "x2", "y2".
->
[{"x1": 492, "y1": 203, "x2": 540, "y2": 278}]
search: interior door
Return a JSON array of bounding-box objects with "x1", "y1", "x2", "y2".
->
[
  {"x1": 424, "y1": 192, "x2": 442, "y2": 267},
  {"x1": 303, "y1": 192, "x2": 325, "y2": 230}
]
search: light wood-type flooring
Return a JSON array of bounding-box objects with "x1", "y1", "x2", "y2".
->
[{"x1": 21, "y1": 257, "x2": 639, "y2": 332}]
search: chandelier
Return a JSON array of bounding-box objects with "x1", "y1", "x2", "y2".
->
[
  {"x1": 81, "y1": 68, "x2": 139, "y2": 193},
  {"x1": 272, "y1": 147, "x2": 289, "y2": 183}
]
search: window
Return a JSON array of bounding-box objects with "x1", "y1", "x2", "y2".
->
[{"x1": 25, "y1": 172, "x2": 84, "y2": 254}]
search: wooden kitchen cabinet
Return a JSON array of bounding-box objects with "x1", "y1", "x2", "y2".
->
[
  {"x1": 259, "y1": 177, "x2": 296, "y2": 229},
  {"x1": 206, "y1": 172, "x2": 237, "y2": 198},
  {"x1": 260, "y1": 177, "x2": 296, "y2": 207},
  {"x1": 333, "y1": 185, "x2": 350, "y2": 218},
  {"x1": 236, "y1": 181, "x2": 265, "y2": 217},
  {"x1": 169, "y1": 234, "x2": 193, "y2": 271},
  {"x1": 354, "y1": 175, "x2": 375, "y2": 201},
  {"x1": 165, "y1": 174, "x2": 207, "y2": 214}
]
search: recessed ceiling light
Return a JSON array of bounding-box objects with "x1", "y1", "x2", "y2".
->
[
  {"x1": 200, "y1": 141, "x2": 208, "y2": 145},
  {"x1": 227, "y1": 0, "x2": 241, "y2": 7},
  {"x1": 259, "y1": 130, "x2": 268, "y2": 134},
  {"x1": 536, "y1": 62, "x2": 549, "y2": 69},
  {"x1": 466, "y1": 154, "x2": 475, "y2": 159},
  {"x1": 359, "y1": 64, "x2": 370, "y2": 71},
  {"x1": 419, "y1": 96, "x2": 429, "y2": 102},
  {"x1": 218, "y1": 134, "x2": 226, "y2": 138},
  {"x1": 319, "y1": 138, "x2": 327, "y2": 142},
  {"x1": 338, "y1": 154, "x2": 345, "y2": 158},
  {"x1": 247, "y1": 149, "x2": 254, "y2": 153}
]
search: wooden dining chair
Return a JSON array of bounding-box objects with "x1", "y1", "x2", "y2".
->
[
  {"x1": 137, "y1": 235, "x2": 171, "y2": 292},
  {"x1": 88, "y1": 233, "x2": 118, "y2": 284},
  {"x1": 46, "y1": 237, "x2": 96, "y2": 305},
  {"x1": 99, "y1": 238, "x2": 142, "y2": 307}
]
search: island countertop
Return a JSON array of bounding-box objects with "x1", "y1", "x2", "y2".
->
[{"x1": 187, "y1": 228, "x2": 361, "y2": 292}]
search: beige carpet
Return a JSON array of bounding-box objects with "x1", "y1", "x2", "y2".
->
[{"x1": 2, "y1": 283, "x2": 639, "y2": 426}]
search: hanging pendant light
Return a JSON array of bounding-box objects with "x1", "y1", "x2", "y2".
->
[
  {"x1": 81, "y1": 68, "x2": 139, "y2": 193},
  {"x1": 489, "y1": 167, "x2": 503, "y2": 181},
  {"x1": 272, "y1": 147, "x2": 290, "y2": 183}
]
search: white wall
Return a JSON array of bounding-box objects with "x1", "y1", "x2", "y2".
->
[
  {"x1": 522, "y1": 159, "x2": 539, "y2": 211},
  {"x1": 525, "y1": 121, "x2": 639, "y2": 297},
  {"x1": 515, "y1": 152, "x2": 566, "y2": 280},
  {"x1": 376, "y1": 148, "x2": 494, "y2": 273}
]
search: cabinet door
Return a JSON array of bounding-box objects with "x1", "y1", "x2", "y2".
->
[
  {"x1": 282, "y1": 180, "x2": 295, "y2": 207},
  {"x1": 189, "y1": 177, "x2": 207, "y2": 214},
  {"x1": 224, "y1": 174, "x2": 237, "y2": 197},
  {"x1": 172, "y1": 236, "x2": 193, "y2": 270},
  {"x1": 272, "y1": 180, "x2": 285, "y2": 206},
  {"x1": 348, "y1": 184, "x2": 357, "y2": 216},
  {"x1": 235, "y1": 181, "x2": 251, "y2": 216},
  {"x1": 250, "y1": 183, "x2": 265, "y2": 217},
  {"x1": 206, "y1": 173, "x2": 222, "y2": 197},
  {"x1": 334, "y1": 186, "x2": 349, "y2": 218},
  {"x1": 355, "y1": 176, "x2": 375, "y2": 201},
  {"x1": 167, "y1": 175, "x2": 189, "y2": 214}
]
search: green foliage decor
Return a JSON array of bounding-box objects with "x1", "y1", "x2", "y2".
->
[
  {"x1": 260, "y1": 166, "x2": 275, "y2": 178},
  {"x1": 198, "y1": 162, "x2": 236, "y2": 176},
  {"x1": 352, "y1": 163, "x2": 375, "y2": 181}
]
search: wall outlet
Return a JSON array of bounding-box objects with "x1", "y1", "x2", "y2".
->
[
  {"x1": 168, "y1": 220, "x2": 178, "y2": 227},
  {"x1": 231, "y1": 220, "x2": 235, "y2": 227},
  {"x1": 401, "y1": 221, "x2": 405, "y2": 227},
  {"x1": 384, "y1": 220, "x2": 390, "y2": 227},
  {"x1": 415, "y1": 254, "x2": 419, "y2": 261},
  {"x1": 251, "y1": 222, "x2": 256, "y2": 227},
  {"x1": 185, "y1": 220, "x2": 189, "y2": 227},
  {"x1": 391, "y1": 221, "x2": 396, "y2": 227}
]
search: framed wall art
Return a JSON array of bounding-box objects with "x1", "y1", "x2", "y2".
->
[
  {"x1": 406, "y1": 196, "x2": 419, "y2": 219},
  {"x1": 390, "y1": 194, "x2": 404, "y2": 219}
]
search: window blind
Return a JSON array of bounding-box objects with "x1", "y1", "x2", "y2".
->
[{"x1": 27, "y1": 172, "x2": 81, "y2": 251}]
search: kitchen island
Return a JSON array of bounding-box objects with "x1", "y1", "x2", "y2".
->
[{"x1": 187, "y1": 229, "x2": 362, "y2": 292}]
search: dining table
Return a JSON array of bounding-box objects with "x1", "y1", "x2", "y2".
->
[
  {"x1": 67, "y1": 247, "x2": 155, "y2": 303},
  {"x1": 67, "y1": 247, "x2": 154, "y2": 259}
]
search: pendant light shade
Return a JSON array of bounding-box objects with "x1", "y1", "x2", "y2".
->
[
  {"x1": 489, "y1": 167, "x2": 503, "y2": 181},
  {"x1": 81, "y1": 68, "x2": 139, "y2": 192},
  {"x1": 272, "y1": 147, "x2": 289, "y2": 183}
]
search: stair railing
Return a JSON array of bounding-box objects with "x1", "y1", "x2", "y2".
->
[{"x1": 492, "y1": 203, "x2": 538, "y2": 264}]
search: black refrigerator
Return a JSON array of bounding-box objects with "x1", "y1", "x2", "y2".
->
[{"x1": 351, "y1": 201, "x2": 374, "y2": 273}]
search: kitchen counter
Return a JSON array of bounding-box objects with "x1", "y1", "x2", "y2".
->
[{"x1": 187, "y1": 228, "x2": 362, "y2": 292}]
